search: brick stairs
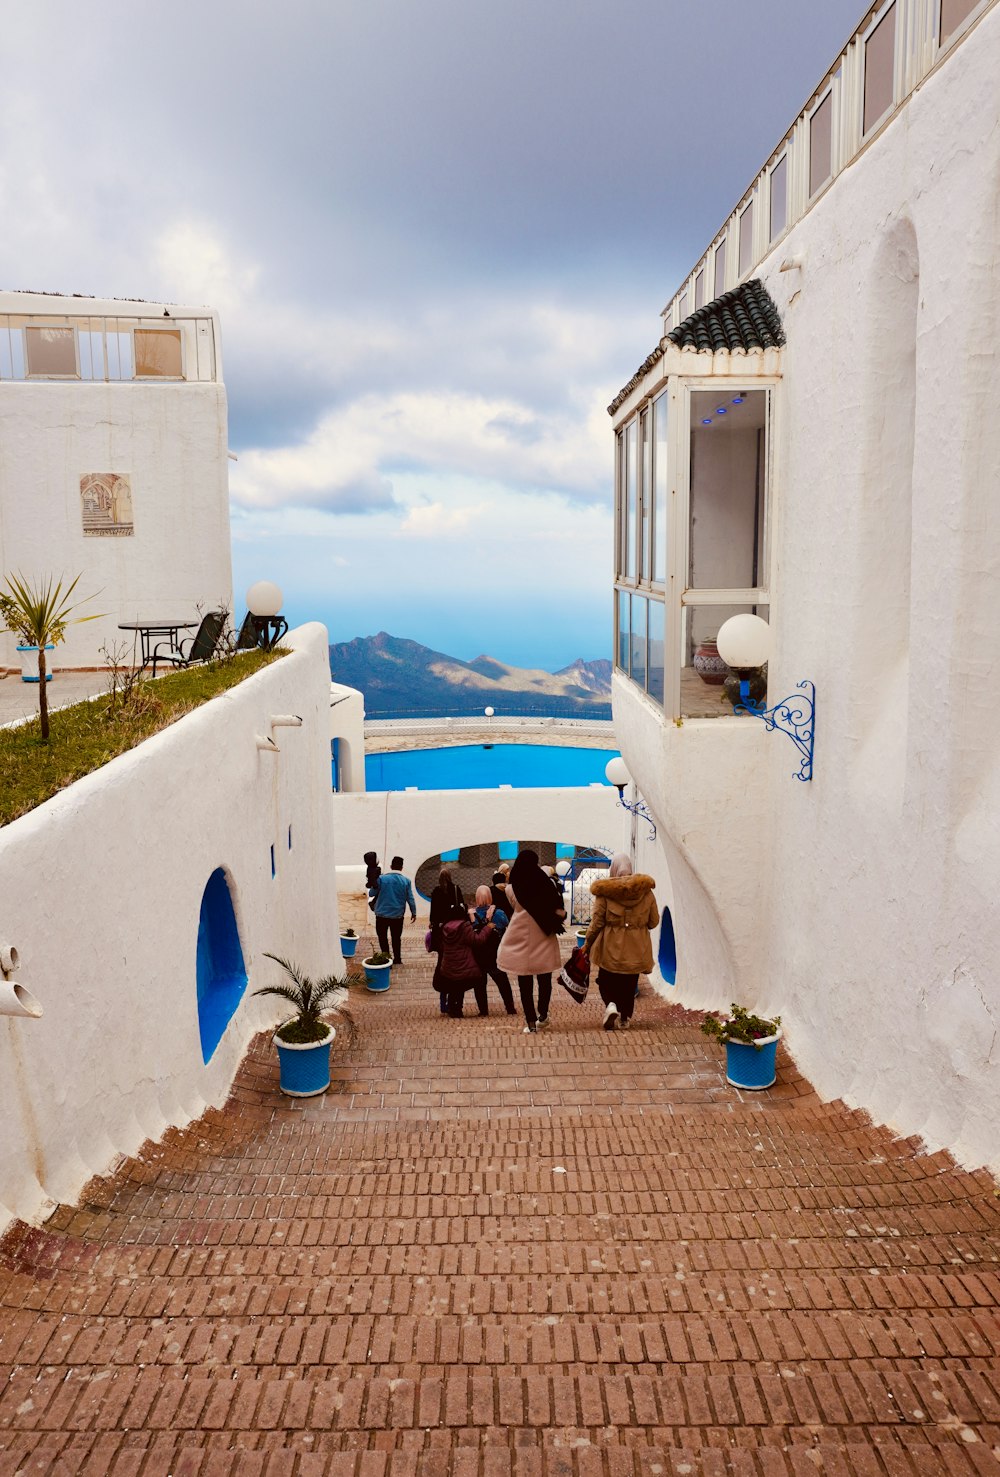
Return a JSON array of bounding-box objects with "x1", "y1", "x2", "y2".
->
[{"x1": 1, "y1": 934, "x2": 998, "y2": 1475}]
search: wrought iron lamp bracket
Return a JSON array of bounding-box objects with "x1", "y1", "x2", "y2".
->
[
  {"x1": 616, "y1": 791, "x2": 658, "y2": 840},
  {"x1": 736, "y1": 679, "x2": 815, "y2": 782}
]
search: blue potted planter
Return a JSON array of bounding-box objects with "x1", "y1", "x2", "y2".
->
[
  {"x1": 273, "y1": 1023, "x2": 335, "y2": 1097},
  {"x1": 340, "y1": 933, "x2": 359, "y2": 959},
  {"x1": 363, "y1": 955, "x2": 392, "y2": 991},
  {"x1": 17, "y1": 643, "x2": 55, "y2": 682},
  {"x1": 725, "y1": 1030, "x2": 781, "y2": 1090}
]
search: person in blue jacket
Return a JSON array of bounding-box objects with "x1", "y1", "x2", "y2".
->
[{"x1": 373, "y1": 856, "x2": 417, "y2": 965}]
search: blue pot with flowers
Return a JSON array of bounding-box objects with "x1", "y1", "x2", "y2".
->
[{"x1": 701, "y1": 1003, "x2": 782, "y2": 1090}]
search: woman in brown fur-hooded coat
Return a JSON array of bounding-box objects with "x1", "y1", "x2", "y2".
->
[{"x1": 583, "y1": 853, "x2": 658, "y2": 1030}]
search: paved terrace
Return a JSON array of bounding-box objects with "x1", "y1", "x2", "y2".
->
[{"x1": 1, "y1": 935, "x2": 999, "y2": 1476}]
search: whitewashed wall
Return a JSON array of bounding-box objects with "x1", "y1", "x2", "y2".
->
[
  {"x1": 334, "y1": 784, "x2": 625, "y2": 916},
  {"x1": 0, "y1": 294, "x2": 232, "y2": 670},
  {"x1": 614, "y1": 6, "x2": 1000, "y2": 1174},
  {"x1": 330, "y1": 682, "x2": 366, "y2": 792},
  {"x1": 0, "y1": 623, "x2": 339, "y2": 1232}
]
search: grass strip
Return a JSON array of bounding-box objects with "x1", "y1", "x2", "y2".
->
[{"x1": 0, "y1": 648, "x2": 286, "y2": 829}]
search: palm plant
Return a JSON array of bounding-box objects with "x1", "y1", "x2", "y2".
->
[
  {"x1": 0, "y1": 573, "x2": 102, "y2": 739},
  {"x1": 253, "y1": 952, "x2": 346, "y2": 1044}
]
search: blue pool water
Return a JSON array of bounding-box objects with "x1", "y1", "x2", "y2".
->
[{"x1": 365, "y1": 744, "x2": 620, "y2": 791}]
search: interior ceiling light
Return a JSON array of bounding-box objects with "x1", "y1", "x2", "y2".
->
[
  {"x1": 702, "y1": 418, "x2": 713, "y2": 425},
  {"x1": 716, "y1": 407, "x2": 727, "y2": 415},
  {"x1": 732, "y1": 395, "x2": 745, "y2": 403}
]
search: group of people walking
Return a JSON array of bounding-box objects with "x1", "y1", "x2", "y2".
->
[{"x1": 417, "y1": 847, "x2": 661, "y2": 1034}]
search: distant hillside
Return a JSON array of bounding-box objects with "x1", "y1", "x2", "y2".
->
[{"x1": 328, "y1": 632, "x2": 612, "y2": 719}]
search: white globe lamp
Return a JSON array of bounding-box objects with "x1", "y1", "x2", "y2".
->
[
  {"x1": 555, "y1": 859, "x2": 571, "y2": 878},
  {"x1": 716, "y1": 614, "x2": 771, "y2": 669},
  {"x1": 484, "y1": 706, "x2": 494, "y2": 718},
  {"x1": 605, "y1": 756, "x2": 630, "y2": 794},
  {"x1": 246, "y1": 581, "x2": 283, "y2": 618}
]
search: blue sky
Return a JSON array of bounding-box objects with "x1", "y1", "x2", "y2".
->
[{"x1": 1, "y1": 1, "x2": 864, "y2": 670}]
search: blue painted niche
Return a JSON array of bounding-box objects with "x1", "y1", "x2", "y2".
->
[
  {"x1": 196, "y1": 868, "x2": 248, "y2": 1063},
  {"x1": 658, "y1": 906, "x2": 677, "y2": 986}
]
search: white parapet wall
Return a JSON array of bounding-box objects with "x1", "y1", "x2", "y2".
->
[
  {"x1": 334, "y1": 783, "x2": 626, "y2": 917},
  {"x1": 0, "y1": 622, "x2": 339, "y2": 1233}
]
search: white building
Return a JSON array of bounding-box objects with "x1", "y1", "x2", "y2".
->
[
  {"x1": 0, "y1": 290, "x2": 233, "y2": 669},
  {"x1": 608, "y1": 0, "x2": 1000, "y2": 1171}
]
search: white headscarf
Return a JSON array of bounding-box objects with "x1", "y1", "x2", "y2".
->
[{"x1": 609, "y1": 852, "x2": 633, "y2": 878}]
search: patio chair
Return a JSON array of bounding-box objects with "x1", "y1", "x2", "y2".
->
[
  {"x1": 235, "y1": 611, "x2": 261, "y2": 651},
  {"x1": 151, "y1": 610, "x2": 226, "y2": 676}
]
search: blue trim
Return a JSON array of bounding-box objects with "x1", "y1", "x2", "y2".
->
[
  {"x1": 196, "y1": 869, "x2": 248, "y2": 1064},
  {"x1": 658, "y1": 908, "x2": 677, "y2": 985},
  {"x1": 439, "y1": 848, "x2": 460, "y2": 863}
]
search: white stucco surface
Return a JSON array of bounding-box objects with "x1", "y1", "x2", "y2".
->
[
  {"x1": 333, "y1": 784, "x2": 626, "y2": 918},
  {"x1": 0, "y1": 623, "x2": 339, "y2": 1232},
  {"x1": 330, "y1": 682, "x2": 366, "y2": 792},
  {"x1": 0, "y1": 293, "x2": 232, "y2": 671},
  {"x1": 612, "y1": 6, "x2": 1000, "y2": 1174}
]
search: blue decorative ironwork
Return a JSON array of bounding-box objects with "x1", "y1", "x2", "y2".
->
[
  {"x1": 736, "y1": 678, "x2": 815, "y2": 782},
  {"x1": 616, "y1": 790, "x2": 658, "y2": 840}
]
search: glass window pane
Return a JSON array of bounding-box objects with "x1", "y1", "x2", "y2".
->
[
  {"x1": 769, "y1": 157, "x2": 787, "y2": 241},
  {"x1": 688, "y1": 388, "x2": 768, "y2": 591},
  {"x1": 25, "y1": 326, "x2": 76, "y2": 376},
  {"x1": 941, "y1": 0, "x2": 978, "y2": 41},
  {"x1": 631, "y1": 596, "x2": 647, "y2": 690},
  {"x1": 809, "y1": 93, "x2": 833, "y2": 196},
  {"x1": 864, "y1": 5, "x2": 896, "y2": 135},
  {"x1": 617, "y1": 590, "x2": 630, "y2": 673},
  {"x1": 715, "y1": 240, "x2": 727, "y2": 296},
  {"x1": 640, "y1": 410, "x2": 652, "y2": 582},
  {"x1": 695, "y1": 269, "x2": 705, "y2": 310},
  {"x1": 647, "y1": 599, "x2": 665, "y2": 706},
  {"x1": 134, "y1": 328, "x2": 182, "y2": 378},
  {"x1": 652, "y1": 392, "x2": 668, "y2": 585},
  {"x1": 625, "y1": 421, "x2": 637, "y2": 580},
  {"x1": 678, "y1": 290, "x2": 689, "y2": 322},
  {"x1": 681, "y1": 603, "x2": 770, "y2": 718},
  {"x1": 739, "y1": 203, "x2": 754, "y2": 276}
]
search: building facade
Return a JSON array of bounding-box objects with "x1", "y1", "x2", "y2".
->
[
  {"x1": 0, "y1": 291, "x2": 233, "y2": 669},
  {"x1": 609, "y1": 0, "x2": 1000, "y2": 1171}
]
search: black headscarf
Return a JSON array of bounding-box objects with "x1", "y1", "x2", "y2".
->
[{"x1": 509, "y1": 849, "x2": 564, "y2": 936}]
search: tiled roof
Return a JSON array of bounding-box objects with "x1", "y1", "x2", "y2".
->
[
  {"x1": 668, "y1": 278, "x2": 785, "y2": 353},
  {"x1": 607, "y1": 278, "x2": 785, "y2": 416}
]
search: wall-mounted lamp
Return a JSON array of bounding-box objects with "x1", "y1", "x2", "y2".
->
[
  {"x1": 0, "y1": 943, "x2": 42, "y2": 1018},
  {"x1": 246, "y1": 581, "x2": 289, "y2": 651},
  {"x1": 604, "y1": 757, "x2": 657, "y2": 840},
  {"x1": 716, "y1": 615, "x2": 815, "y2": 782}
]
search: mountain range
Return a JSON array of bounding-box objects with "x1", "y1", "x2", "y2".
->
[{"x1": 328, "y1": 632, "x2": 612, "y2": 718}]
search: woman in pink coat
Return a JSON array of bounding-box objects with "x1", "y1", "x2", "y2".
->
[{"x1": 496, "y1": 849, "x2": 566, "y2": 1032}]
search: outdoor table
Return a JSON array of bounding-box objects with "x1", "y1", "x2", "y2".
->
[{"x1": 118, "y1": 620, "x2": 197, "y2": 670}]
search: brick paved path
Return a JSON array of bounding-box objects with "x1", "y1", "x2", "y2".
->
[{"x1": 2, "y1": 936, "x2": 1000, "y2": 1475}]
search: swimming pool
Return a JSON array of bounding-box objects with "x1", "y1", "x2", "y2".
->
[{"x1": 365, "y1": 744, "x2": 621, "y2": 791}]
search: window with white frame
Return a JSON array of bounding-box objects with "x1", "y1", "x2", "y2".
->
[
  {"x1": 738, "y1": 201, "x2": 754, "y2": 276},
  {"x1": 863, "y1": 2, "x2": 896, "y2": 136},
  {"x1": 25, "y1": 326, "x2": 77, "y2": 377},
  {"x1": 714, "y1": 239, "x2": 727, "y2": 297},
  {"x1": 940, "y1": 0, "x2": 981, "y2": 42},
  {"x1": 614, "y1": 380, "x2": 773, "y2": 718},
  {"x1": 134, "y1": 327, "x2": 183, "y2": 378},
  {"x1": 695, "y1": 268, "x2": 705, "y2": 310},
  {"x1": 769, "y1": 155, "x2": 787, "y2": 242},
  {"x1": 809, "y1": 90, "x2": 833, "y2": 197}
]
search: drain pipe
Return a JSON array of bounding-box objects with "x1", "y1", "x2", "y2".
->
[{"x1": 0, "y1": 944, "x2": 43, "y2": 1018}]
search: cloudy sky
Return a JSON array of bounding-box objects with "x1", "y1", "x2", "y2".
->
[{"x1": 1, "y1": 1, "x2": 862, "y2": 670}]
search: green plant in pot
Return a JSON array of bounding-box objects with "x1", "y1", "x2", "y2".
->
[
  {"x1": 253, "y1": 952, "x2": 346, "y2": 1096},
  {"x1": 339, "y1": 926, "x2": 359, "y2": 959},
  {"x1": 0, "y1": 572, "x2": 102, "y2": 739},
  {"x1": 362, "y1": 949, "x2": 393, "y2": 992},
  {"x1": 701, "y1": 1003, "x2": 782, "y2": 1091}
]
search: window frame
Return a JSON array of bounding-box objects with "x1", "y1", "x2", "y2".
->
[
  {"x1": 808, "y1": 86, "x2": 835, "y2": 199},
  {"x1": 861, "y1": 0, "x2": 899, "y2": 140},
  {"x1": 768, "y1": 151, "x2": 788, "y2": 243},
  {"x1": 132, "y1": 325, "x2": 185, "y2": 381},
  {"x1": 24, "y1": 323, "x2": 80, "y2": 380}
]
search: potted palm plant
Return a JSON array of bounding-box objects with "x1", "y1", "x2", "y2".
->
[
  {"x1": 340, "y1": 926, "x2": 359, "y2": 959},
  {"x1": 252, "y1": 952, "x2": 345, "y2": 1096},
  {"x1": 0, "y1": 573, "x2": 102, "y2": 740},
  {"x1": 701, "y1": 1003, "x2": 782, "y2": 1090},
  {"x1": 362, "y1": 950, "x2": 392, "y2": 991}
]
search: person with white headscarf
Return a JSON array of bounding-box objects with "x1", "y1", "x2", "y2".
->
[{"x1": 583, "y1": 853, "x2": 659, "y2": 1030}]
